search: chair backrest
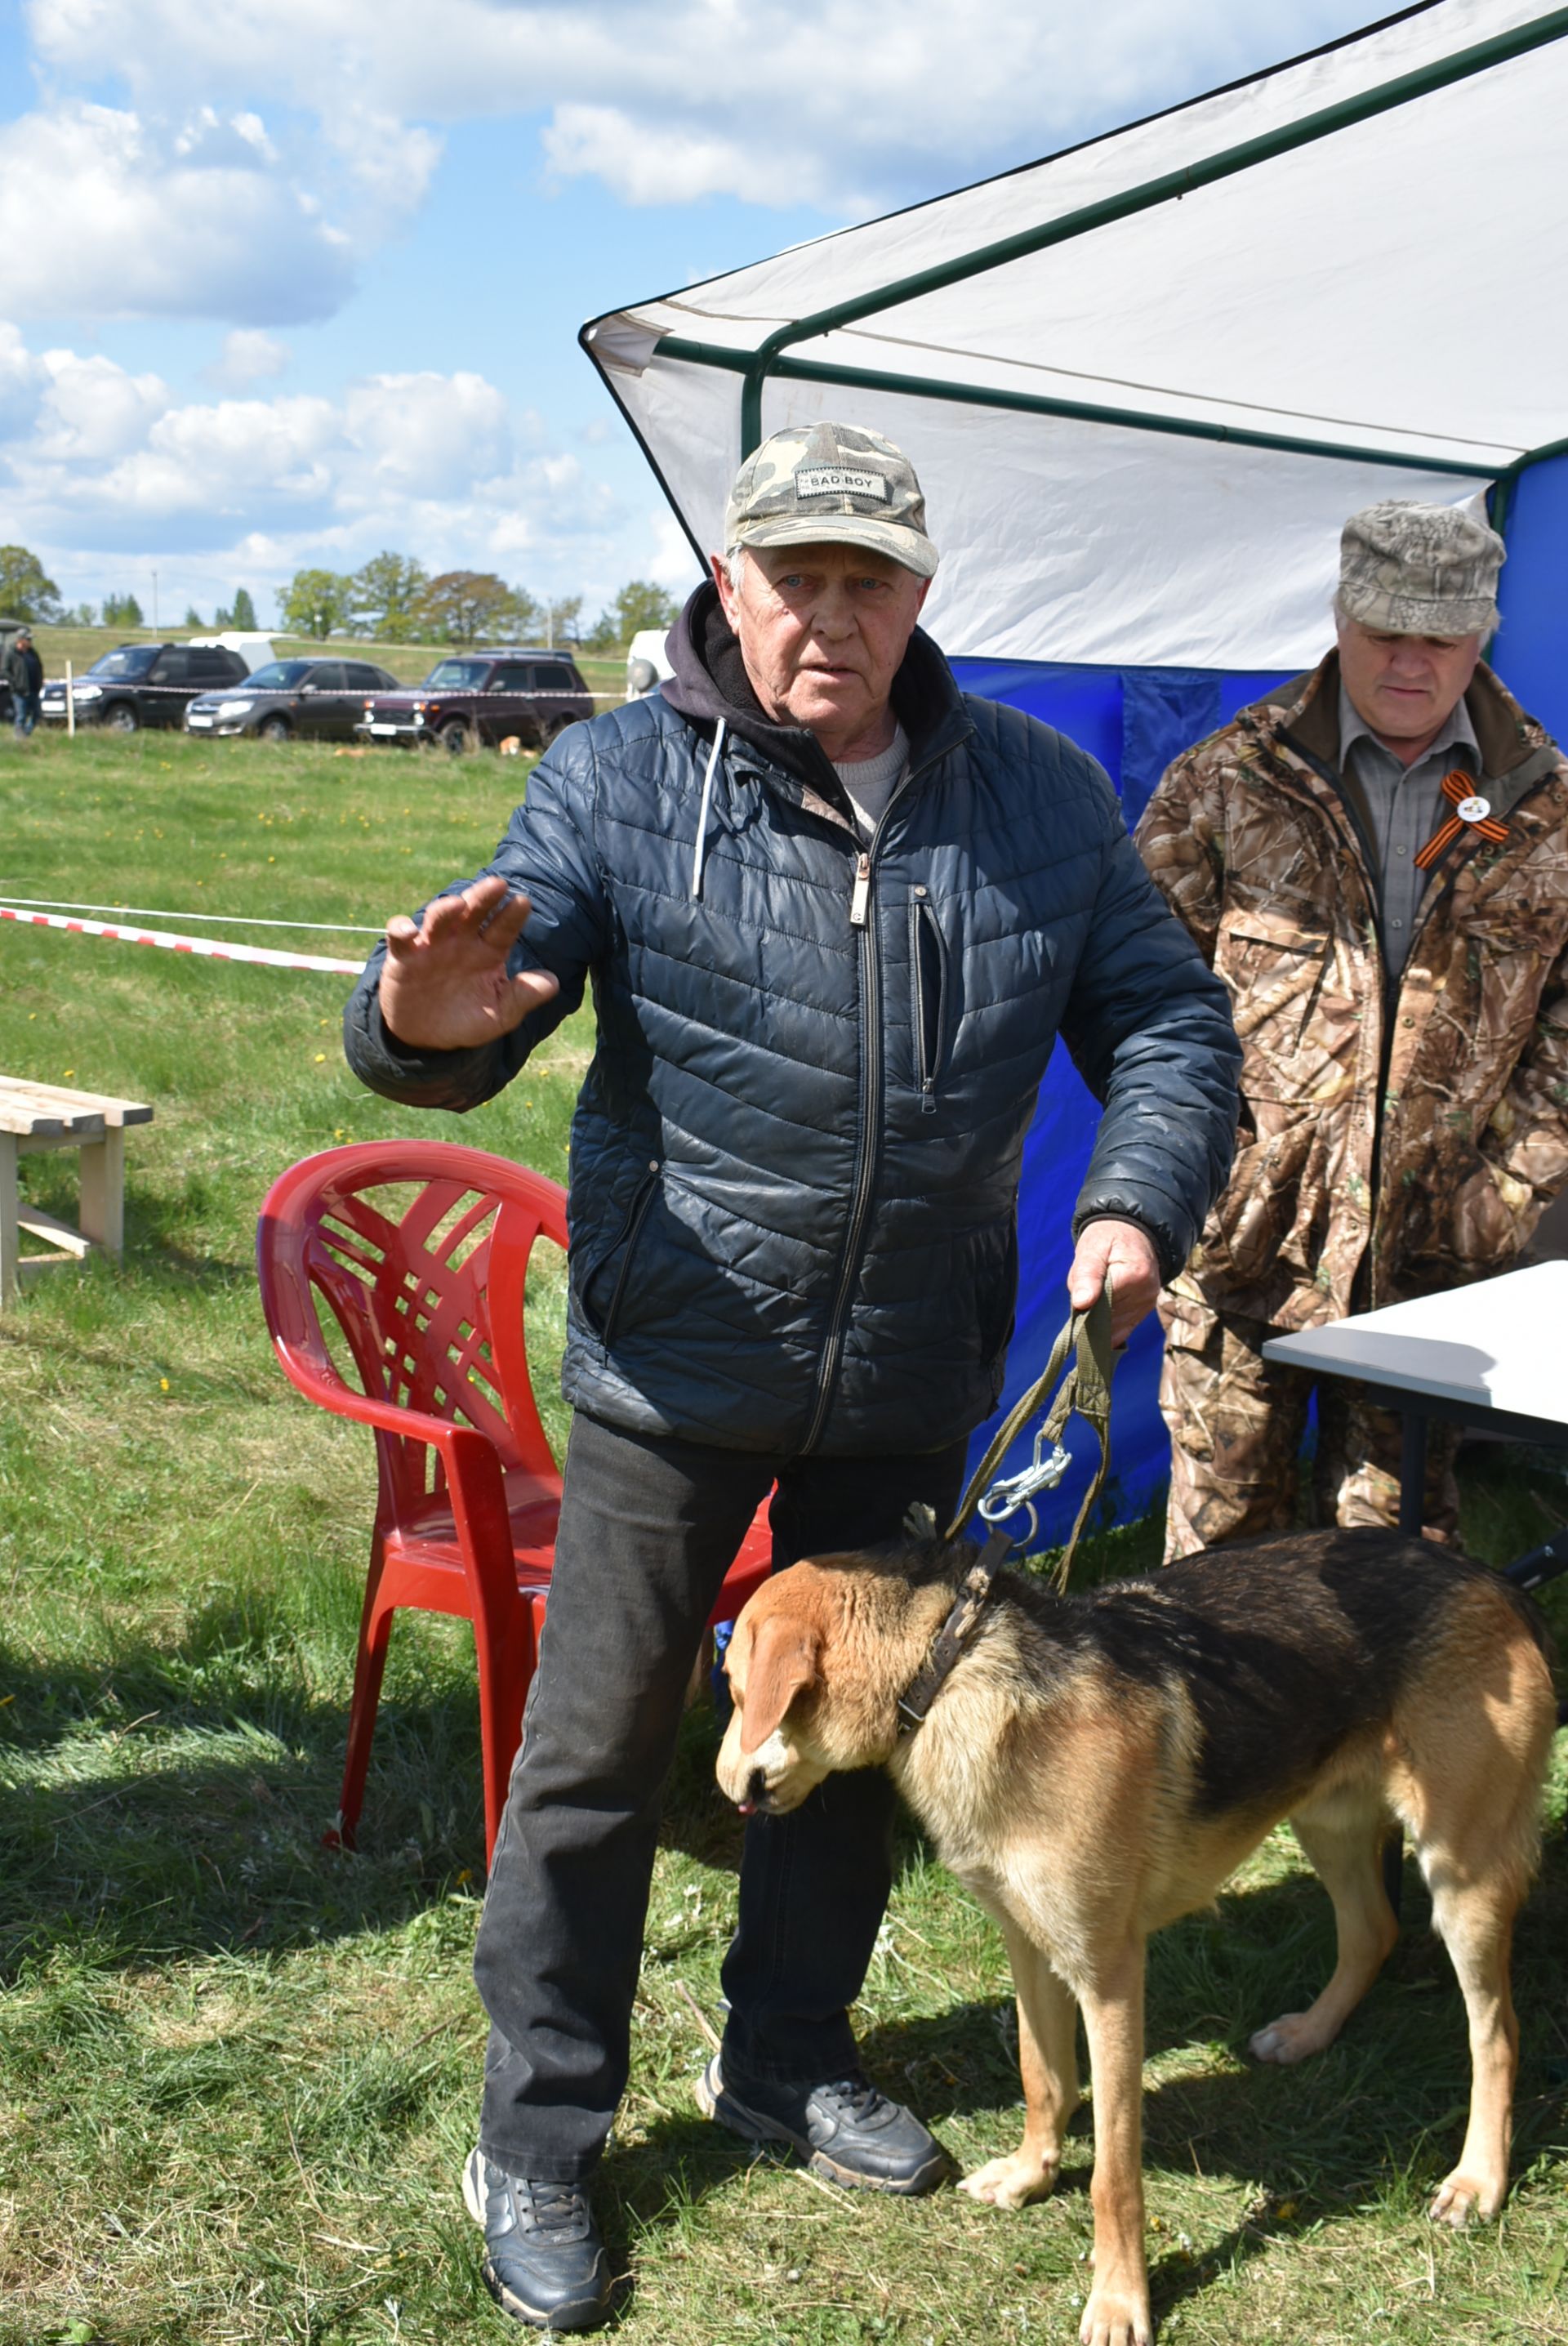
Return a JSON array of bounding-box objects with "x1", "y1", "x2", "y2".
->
[{"x1": 256, "y1": 1140, "x2": 568, "y2": 1519}]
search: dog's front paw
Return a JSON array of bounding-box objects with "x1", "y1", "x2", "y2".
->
[
  {"x1": 1248, "y1": 2011, "x2": 1329, "y2": 2065},
  {"x1": 1428, "y1": 2169, "x2": 1504, "y2": 2229},
  {"x1": 958, "y1": 2152, "x2": 1058, "y2": 2210},
  {"x1": 1080, "y1": 2280, "x2": 1153, "y2": 2346}
]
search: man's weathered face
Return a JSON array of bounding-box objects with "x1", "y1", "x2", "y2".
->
[
  {"x1": 1336, "y1": 613, "x2": 1481, "y2": 757},
  {"x1": 711, "y1": 542, "x2": 929, "y2": 760}
]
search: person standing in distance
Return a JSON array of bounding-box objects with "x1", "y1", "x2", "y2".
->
[
  {"x1": 344, "y1": 421, "x2": 1241, "y2": 2330},
  {"x1": 5, "y1": 629, "x2": 43, "y2": 738}
]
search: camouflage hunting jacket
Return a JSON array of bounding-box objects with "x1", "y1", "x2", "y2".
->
[{"x1": 1135, "y1": 653, "x2": 1568, "y2": 1332}]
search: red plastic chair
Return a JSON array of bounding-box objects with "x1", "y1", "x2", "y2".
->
[{"x1": 256, "y1": 1140, "x2": 774, "y2": 1862}]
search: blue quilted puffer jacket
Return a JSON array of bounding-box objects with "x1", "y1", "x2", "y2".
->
[{"x1": 344, "y1": 587, "x2": 1240, "y2": 1456}]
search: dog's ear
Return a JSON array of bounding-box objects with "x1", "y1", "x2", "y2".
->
[{"x1": 738, "y1": 1612, "x2": 822, "y2": 1755}]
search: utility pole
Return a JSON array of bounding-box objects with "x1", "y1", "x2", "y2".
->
[{"x1": 151, "y1": 569, "x2": 158, "y2": 633}]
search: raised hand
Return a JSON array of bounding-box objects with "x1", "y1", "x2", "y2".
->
[{"x1": 376, "y1": 875, "x2": 561, "y2": 1051}]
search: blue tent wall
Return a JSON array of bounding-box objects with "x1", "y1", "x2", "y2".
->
[
  {"x1": 1490, "y1": 450, "x2": 1568, "y2": 745},
  {"x1": 948, "y1": 656, "x2": 1290, "y2": 1544}
]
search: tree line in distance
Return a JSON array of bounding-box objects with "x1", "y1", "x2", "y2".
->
[{"x1": 0, "y1": 544, "x2": 682, "y2": 653}]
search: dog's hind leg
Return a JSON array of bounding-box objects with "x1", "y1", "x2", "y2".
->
[
  {"x1": 1250, "y1": 1791, "x2": 1398, "y2": 2067},
  {"x1": 1401, "y1": 1609, "x2": 1552, "y2": 2226},
  {"x1": 1422, "y1": 1868, "x2": 1518, "y2": 2228},
  {"x1": 959, "y1": 1923, "x2": 1079, "y2": 2211}
]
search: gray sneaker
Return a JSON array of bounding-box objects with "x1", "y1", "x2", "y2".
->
[
  {"x1": 462, "y1": 2149, "x2": 612, "y2": 2331},
  {"x1": 695, "y1": 2055, "x2": 948, "y2": 2194}
]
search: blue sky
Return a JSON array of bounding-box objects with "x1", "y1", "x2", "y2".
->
[{"x1": 0, "y1": 0, "x2": 1376, "y2": 628}]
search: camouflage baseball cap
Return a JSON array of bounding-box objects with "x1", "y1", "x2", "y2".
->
[
  {"x1": 724, "y1": 421, "x2": 938, "y2": 578},
  {"x1": 1337, "y1": 499, "x2": 1504, "y2": 636}
]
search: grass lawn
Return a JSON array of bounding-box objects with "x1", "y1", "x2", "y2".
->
[{"x1": 0, "y1": 727, "x2": 1565, "y2": 2345}]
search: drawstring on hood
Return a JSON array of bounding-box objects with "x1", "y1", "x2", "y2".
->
[{"x1": 691, "y1": 716, "x2": 726, "y2": 900}]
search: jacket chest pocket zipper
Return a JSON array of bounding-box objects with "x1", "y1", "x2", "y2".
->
[
  {"x1": 910, "y1": 893, "x2": 948, "y2": 1113},
  {"x1": 598, "y1": 1162, "x2": 661, "y2": 1346}
]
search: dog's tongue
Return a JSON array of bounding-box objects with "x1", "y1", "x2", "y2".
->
[{"x1": 737, "y1": 1800, "x2": 756, "y2": 1817}]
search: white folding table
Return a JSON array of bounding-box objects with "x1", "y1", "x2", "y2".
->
[
  {"x1": 1264, "y1": 1264, "x2": 1568, "y2": 1880},
  {"x1": 1263, "y1": 1262, "x2": 1568, "y2": 1581}
]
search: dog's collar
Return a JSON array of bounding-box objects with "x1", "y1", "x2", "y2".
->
[{"x1": 896, "y1": 1526, "x2": 1016, "y2": 1737}]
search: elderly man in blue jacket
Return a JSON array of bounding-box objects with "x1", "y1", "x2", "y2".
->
[{"x1": 345, "y1": 421, "x2": 1240, "y2": 2331}]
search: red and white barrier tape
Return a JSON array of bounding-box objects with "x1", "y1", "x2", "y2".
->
[
  {"x1": 0, "y1": 903, "x2": 362, "y2": 975},
  {"x1": 0, "y1": 892, "x2": 381, "y2": 934}
]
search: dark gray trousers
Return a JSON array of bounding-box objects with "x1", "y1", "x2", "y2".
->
[{"x1": 472, "y1": 1408, "x2": 967, "y2": 2179}]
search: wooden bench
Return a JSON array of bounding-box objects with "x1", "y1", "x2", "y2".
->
[{"x1": 0, "y1": 1077, "x2": 154, "y2": 1300}]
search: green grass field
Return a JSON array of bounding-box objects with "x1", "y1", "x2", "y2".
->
[{"x1": 0, "y1": 727, "x2": 1564, "y2": 2345}]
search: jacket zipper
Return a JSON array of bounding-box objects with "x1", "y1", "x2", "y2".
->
[
  {"x1": 801, "y1": 747, "x2": 946, "y2": 1452},
  {"x1": 599, "y1": 1160, "x2": 660, "y2": 1345}
]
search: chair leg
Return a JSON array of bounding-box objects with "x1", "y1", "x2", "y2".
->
[
  {"x1": 476, "y1": 1597, "x2": 541, "y2": 1869},
  {"x1": 333, "y1": 1586, "x2": 397, "y2": 1851}
]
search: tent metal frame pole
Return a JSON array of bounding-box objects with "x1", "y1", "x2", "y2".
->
[
  {"x1": 1490, "y1": 433, "x2": 1568, "y2": 538},
  {"x1": 699, "y1": 5, "x2": 1568, "y2": 453},
  {"x1": 655, "y1": 335, "x2": 1494, "y2": 479}
]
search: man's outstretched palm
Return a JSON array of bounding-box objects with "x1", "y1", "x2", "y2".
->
[{"x1": 378, "y1": 875, "x2": 560, "y2": 1050}]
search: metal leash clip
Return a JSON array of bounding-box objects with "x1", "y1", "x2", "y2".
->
[{"x1": 976, "y1": 1426, "x2": 1071, "y2": 1550}]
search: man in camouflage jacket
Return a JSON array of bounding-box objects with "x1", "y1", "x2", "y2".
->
[{"x1": 1137, "y1": 498, "x2": 1568, "y2": 1556}]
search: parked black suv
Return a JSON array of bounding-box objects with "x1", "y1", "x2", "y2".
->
[
  {"x1": 40, "y1": 642, "x2": 252, "y2": 732},
  {"x1": 185, "y1": 656, "x2": 400, "y2": 741},
  {"x1": 356, "y1": 649, "x2": 595, "y2": 752}
]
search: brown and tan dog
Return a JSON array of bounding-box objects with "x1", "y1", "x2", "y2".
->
[{"x1": 715, "y1": 1528, "x2": 1556, "y2": 2346}]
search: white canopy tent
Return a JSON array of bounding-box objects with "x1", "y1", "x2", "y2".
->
[
  {"x1": 580, "y1": 0, "x2": 1568, "y2": 1531},
  {"x1": 582, "y1": 0, "x2": 1568, "y2": 671}
]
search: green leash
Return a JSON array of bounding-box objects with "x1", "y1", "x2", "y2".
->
[
  {"x1": 895, "y1": 1280, "x2": 1121, "y2": 1737},
  {"x1": 944, "y1": 1278, "x2": 1120, "y2": 1590}
]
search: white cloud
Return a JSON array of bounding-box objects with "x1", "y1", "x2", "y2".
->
[
  {"x1": 541, "y1": 105, "x2": 827, "y2": 212},
  {"x1": 172, "y1": 104, "x2": 278, "y2": 168},
  {"x1": 129, "y1": 394, "x2": 341, "y2": 515},
  {"x1": 646, "y1": 506, "x2": 703, "y2": 596},
  {"x1": 0, "y1": 323, "x2": 47, "y2": 439},
  {"x1": 27, "y1": 1, "x2": 1378, "y2": 220},
  {"x1": 0, "y1": 100, "x2": 353, "y2": 321},
  {"x1": 37, "y1": 350, "x2": 170, "y2": 459},
  {"x1": 317, "y1": 105, "x2": 441, "y2": 236},
  {"x1": 211, "y1": 329, "x2": 291, "y2": 388},
  {"x1": 0, "y1": 327, "x2": 651, "y2": 609},
  {"x1": 340, "y1": 371, "x2": 514, "y2": 498}
]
